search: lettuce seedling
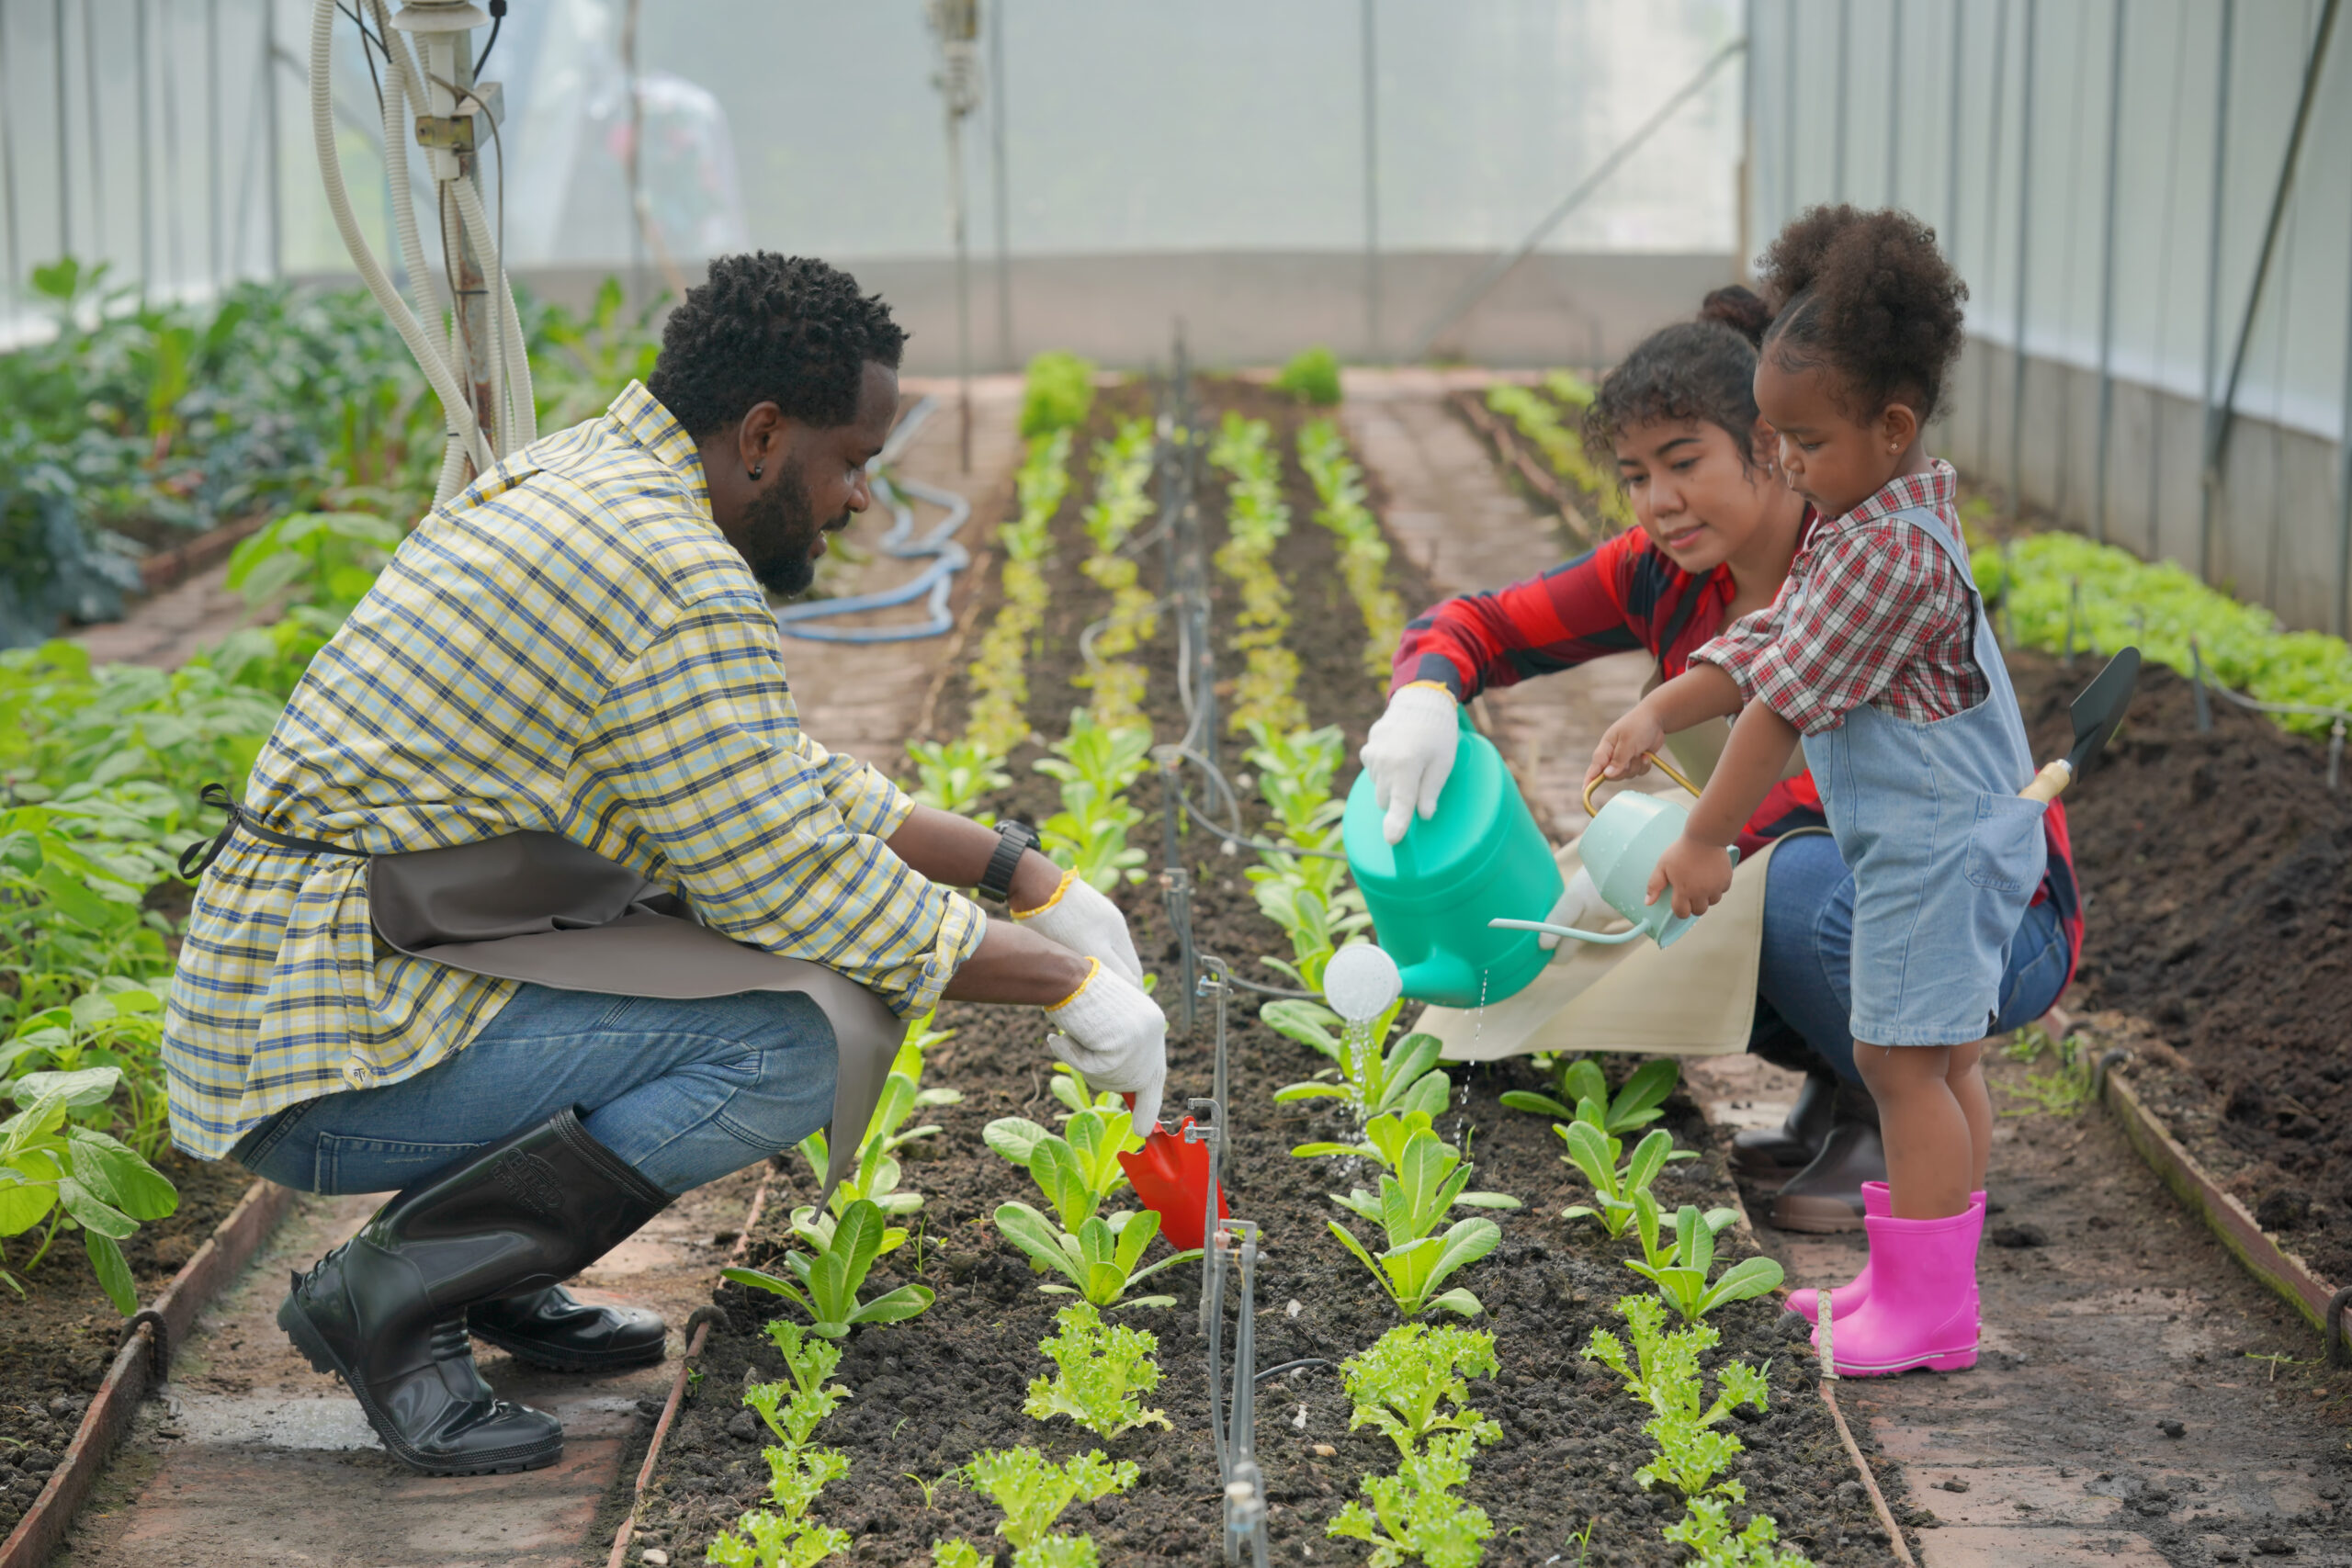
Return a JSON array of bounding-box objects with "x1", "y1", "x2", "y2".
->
[
  {"x1": 994, "y1": 1203, "x2": 1200, "y2": 1309},
  {"x1": 1583, "y1": 1295, "x2": 1772, "y2": 1497},
  {"x1": 723, "y1": 1198, "x2": 936, "y2": 1338},
  {"x1": 1556, "y1": 1122, "x2": 1682, "y2": 1239},
  {"x1": 985, "y1": 1105, "x2": 1136, "y2": 1232},
  {"x1": 931, "y1": 1445, "x2": 1136, "y2": 1567},
  {"x1": 1502, "y1": 1055, "x2": 1677, "y2": 1130},
  {"x1": 1632, "y1": 1190, "x2": 1739, "y2": 1271},
  {"x1": 905, "y1": 738, "x2": 1014, "y2": 819},
  {"x1": 1623, "y1": 1204, "x2": 1784, "y2": 1324},
  {"x1": 707, "y1": 1506, "x2": 851, "y2": 1568},
  {"x1": 708, "y1": 1323, "x2": 854, "y2": 1568},
  {"x1": 1663, "y1": 1495, "x2": 1815, "y2": 1568},
  {"x1": 1321, "y1": 1117, "x2": 1521, "y2": 1223},
  {"x1": 1270, "y1": 999, "x2": 1449, "y2": 1122},
  {"x1": 1340, "y1": 1323, "x2": 1502, "y2": 1461},
  {"x1": 1327, "y1": 1430, "x2": 1495, "y2": 1568},
  {"x1": 1329, "y1": 1214, "x2": 1498, "y2": 1320},
  {"x1": 742, "y1": 1321, "x2": 848, "y2": 1451},
  {"x1": 1023, "y1": 1300, "x2": 1170, "y2": 1438}
]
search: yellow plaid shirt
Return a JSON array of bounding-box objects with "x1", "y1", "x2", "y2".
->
[{"x1": 163, "y1": 382, "x2": 985, "y2": 1160}]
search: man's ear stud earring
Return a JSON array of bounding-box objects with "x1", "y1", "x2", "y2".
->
[{"x1": 750, "y1": 464, "x2": 764, "y2": 480}]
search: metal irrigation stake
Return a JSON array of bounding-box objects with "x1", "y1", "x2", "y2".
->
[
  {"x1": 2063, "y1": 578, "x2": 2080, "y2": 672},
  {"x1": 1218, "y1": 1220, "x2": 1271, "y2": 1568},
  {"x1": 2189, "y1": 637, "x2": 2213, "y2": 734},
  {"x1": 1160, "y1": 753, "x2": 1197, "y2": 1038}
]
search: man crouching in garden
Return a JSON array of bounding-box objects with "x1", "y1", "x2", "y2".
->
[{"x1": 160, "y1": 254, "x2": 1161, "y2": 1476}]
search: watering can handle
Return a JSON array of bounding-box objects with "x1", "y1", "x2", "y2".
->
[{"x1": 1582, "y1": 751, "x2": 1704, "y2": 819}]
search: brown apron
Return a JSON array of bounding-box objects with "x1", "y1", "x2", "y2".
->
[{"x1": 186, "y1": 795, "x2": 902, "y2": 1202}]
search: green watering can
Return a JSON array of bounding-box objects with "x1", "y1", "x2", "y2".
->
[{"x1": 1343, "y1": 706, "x2": 1561, "y2": 1009}]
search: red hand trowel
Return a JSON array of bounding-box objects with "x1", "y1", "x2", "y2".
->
[{"x1": 1118, "y1": 1100, "x2": 1227, "y2": 1251}]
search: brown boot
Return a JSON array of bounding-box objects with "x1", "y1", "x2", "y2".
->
[
  {"x1": 1770, "y1": 1083, "x2": 1887, "y2": 1234},
  {"x1": 1730, "y1": 1069, "x2": 1838, "y2": 1182}
]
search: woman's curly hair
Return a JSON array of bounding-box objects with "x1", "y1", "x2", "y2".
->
[
  {"x1": 647, "y1": 253, "x2": 908, "y2": 436},
  {"x1": 1584, "y1": 285, "x2": 1775, "y2": 469},
  {"x1": 1757, "y1": 205, "x2": 1967, "y2": 423}
]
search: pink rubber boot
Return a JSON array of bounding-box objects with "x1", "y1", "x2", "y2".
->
[
  {"x1": 1811, "y1": 1201, "x2": 1984, "y2": 1376},
  {"x1": 1790, "y1": 1187, "x2": 1985, "y2": 1325},
  {"x1": 1787, "y1": 1181, "x2": 1889, "y2": 1324}
]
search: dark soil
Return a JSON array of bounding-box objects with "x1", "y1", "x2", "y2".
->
[
  {"x1": 0, "y1": 1148, "x2": 252, "y2": 1536},
  {"x1": 2010, "y1": 651, "x2": 2352, "y2": 1289},
  {"x1": 628, "y1": 380, "x2": 1905, "y2": 1568}
]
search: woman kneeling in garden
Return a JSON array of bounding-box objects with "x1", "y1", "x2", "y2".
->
[{"x1": 1360, "y1": 279, "x2": 2081, "y2": 1232}]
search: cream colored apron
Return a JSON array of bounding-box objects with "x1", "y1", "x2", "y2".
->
[{"x1": 1412, "y1": 692, "x2": 1822, "y2": 1064}]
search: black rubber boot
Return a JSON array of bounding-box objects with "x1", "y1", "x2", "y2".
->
[
  {"x1": 1730, "y1": 1068, "x2": 1840, "y2": 1180},
  {"x1": 469, "y1": 1287, "x2": 668, "y2": 1371},
  {"x1": 277, "y1": 1108, "x2": 671, "y2": 1474},
  {"x1": 1769, "y1": 1083, "x2": 1888, "y2": 1234}
]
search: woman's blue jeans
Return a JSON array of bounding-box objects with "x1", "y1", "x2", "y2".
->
[
  {"x1": 231, "y1": 986, "x2": 839, "y2": 1197},
  {"x1": 1752, "y1": 832, "x2": 2069, "y2": 1083}
]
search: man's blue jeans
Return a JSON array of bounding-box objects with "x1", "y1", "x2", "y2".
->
[
  {"x1": 1753, "y1": 832, "x2": 2071, "y2": 1083},
  {"x1": 231, "y1": 986, "x2": 839, "y2": 1197}
]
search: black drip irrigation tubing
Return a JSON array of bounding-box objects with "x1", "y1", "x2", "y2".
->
[
  {"x1": 2185, "y1": 637, "x2": 2348, "y2": 788},
  {"x1": 774, "y1": 396, "x2": 972, "y2": 644}
]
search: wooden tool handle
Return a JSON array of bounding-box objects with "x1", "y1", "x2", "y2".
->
[{"x1": 2020, "y1": 759, "x2": 2074, "y2": 804}]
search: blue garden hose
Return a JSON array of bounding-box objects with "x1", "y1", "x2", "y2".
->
[{"x1": 774, "y1": 396, "x2": 974, "y2": 643}]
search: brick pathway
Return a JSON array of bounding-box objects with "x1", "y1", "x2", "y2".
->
[{"x1": 48, "y1": 378, "x2": 1021, "y2": 1568}]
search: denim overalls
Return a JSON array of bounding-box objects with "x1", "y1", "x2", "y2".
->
[{"x1": 1800, "y1": 505, "x2": 2046, "y2": 1046}]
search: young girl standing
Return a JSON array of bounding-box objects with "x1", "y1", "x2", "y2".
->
[{"x1": 1589, "y1": 205, "x2": 2038, "y2": 1376}]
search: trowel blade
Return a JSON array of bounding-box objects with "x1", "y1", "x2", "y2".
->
[{"x1": 2064, "y1": 647, "x2": 2141, "y2": 777}]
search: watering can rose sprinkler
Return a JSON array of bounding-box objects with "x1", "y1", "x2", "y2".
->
[{"x1": 1342, "y1": 704, "x2": 1727, "y2": 1009}]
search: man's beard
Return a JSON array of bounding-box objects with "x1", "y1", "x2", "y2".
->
[{"x1": 740, "y1": 459, "x2": 840, "y2": 597}]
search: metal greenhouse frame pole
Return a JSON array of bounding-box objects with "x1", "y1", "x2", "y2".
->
[
  {"x1": 2092, "y1": 0, "x2": 2128, "y2": 546},
  {"x1": 53, "y1": 0, "x2": 70, "y2": 259},
  {"x1": 2202, "y1": 0, "x2": 2342, "y2": 516},
  {"x1": 0, "y1": 0, "x2": 18, "y2": 318},
  {"x1": 209, "y1": 0, "x2": 224, "y2": 287},
  {"x1": 1833, "y1": 0, "x2": 1849, "y2": 201},
  {"x1": 1361, "y1": 0, "x2": 1379, "y2": 359},
  {"x1": 1885, "y1": 0, "x2": 1902, "y2": 203},
  {"x1": 988, "y1": 0, "x2": 1011, "y2": 372},
  {"x1": 2007, "y1": 0, "x2": 2036, "y2": 526},
  {"x1": 2194, "y1": 0, "x2": 2235, "y2": 583},
  {"x1": 1944, "y1": 0, "x2": 1962, "y2": 254}
]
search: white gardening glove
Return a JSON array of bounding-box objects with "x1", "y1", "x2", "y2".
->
[
  {"x1": 1045, "y1": 959, "x2": 1167, "y2": 1135},
  {"x1": 1013, "y1": 868, "x2": 1144, "y2": 987},
  {"x1": 1362, "y1": 682, "x2": 1460, "y2": 845},
  {"x1": 1536, "y1": 865, "x2": 1619, "y2": 951}
]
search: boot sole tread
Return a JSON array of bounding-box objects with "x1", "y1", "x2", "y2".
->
[{"x1": 278, "y1": 1291, "x2": 565, "y2": 1476}]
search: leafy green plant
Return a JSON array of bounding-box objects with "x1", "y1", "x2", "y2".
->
[
  {"x1": 904, "y1": 738, "x2": 1013, "y2": 820},
  {"x1": 1623, "y1": 1204, "x2": 1783, "y2": 1323},
  {"x1": 1270, "y1": 998, "x2": 1449, "y2": 1122},
  {"x1": 1207, "y1": 412, "x2": 1304, "y2": 735},
  {"x1": 1340, "y1": 1323, "x2": 1502, "y2": 1461},
  {"x1": 0, "y1": 1070, "x2": 179, "y2": 1312},
  {"x1": 1583, "y1": 1295, "x2": 1811, "y2": 1567},
  {"x1": 961, "y1": 428, "x2": 1072, "y2": 760},
  {"x1": 1556, "y1": 1122, "x2": 1682, "y2": 1239},
  {"x1": 1631, "y1": 1190, "x2": 1739, "y2": 1272},
  {"x1": 708, "y1": 1322, "x2": 854, "y2": 1568},
  {"x1": 1997, "y1": 1025, "x2": 2098, "y2": 1118},
  {"x1": 1035, "y1": 709, "x2": 1152, "y2": 891},
  {"x1": 1023, "y1": 1300, "x2": 1170, "y2": 1438},
  {"x1": 1020, "y1": 352, "x2": 1097, "y2": 439},
  {"x1": 1273, "y1": 345, "x2": 1343, "y2": 407},
  {"x1": 1503, "y1": 1055, "x2": 1677, "y2": 1130},
  {"x1": 1322, "y1": 1118, "x2": 1520, "y2": 1225},
  {"x1": 723, "y1": 1198, "x2": 936, "y2": 1338},
  {"x1": 993, "y1": 1204, "x2": 1199, "y2": 1311},
  {"x1": 984, "y1": 1105, "x2": 1136, "y2": 1232},
  {"x1": 933, "y1": 1444, "x2": 1136, "y2": 1568},
  {"x1": 1074, "y1": 418, "x2": 1159, "y2": 728},
  {"x1": 1, "y1": 979, "x2": 171, "y2": 1158},
  {"x1": 1327, "y1": 1430, "x2": 1495, "y2": 1568},
  {"x1": 1975, "y1": 529, "x2": 2352, "y2": 739},
  {"x1": 1328, "y1": 1205, "x2": 1498, "y2": 1321}
]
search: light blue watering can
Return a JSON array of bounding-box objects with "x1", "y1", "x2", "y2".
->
[{"x1": 1487, "y1": 755, "x2": 1735, "y2": 952}]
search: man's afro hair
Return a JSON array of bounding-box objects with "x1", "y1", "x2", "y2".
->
[
  {"x1": 647, "y1": 253, "x2": 907, "y2": 436},
  {"x1": 1758, "y1": 205, "x2": 1967, "y2": 423}
]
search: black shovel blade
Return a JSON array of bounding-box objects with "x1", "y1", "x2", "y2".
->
[{"x1": 2064, "y1": 647, "x2": 2141, "y2": 776}]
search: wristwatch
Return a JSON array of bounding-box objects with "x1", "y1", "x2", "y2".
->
[{"x1": 976, "y1": 818, "x2": 1041, "y2": 904}]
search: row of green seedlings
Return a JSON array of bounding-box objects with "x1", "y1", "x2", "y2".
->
[
  {"x1": 902, "y1": 351, "x2": 1096, "y2": 822},
  {"x1": 1207, "y1": 412, "x2": 1307, "y2": 736},
  {"x1": 1296, "y1": 418, "x2": 1408, "y2": 682},
  {"x1": 1483, "y1": 374, "x2": 1634, "y2": 535},
  {"x1": 1073, "y1": 417, "x2": 1159, "y2": 729},
  {"x1": 708, "y1": 1015, "x2": 961, "y2": 1563}
]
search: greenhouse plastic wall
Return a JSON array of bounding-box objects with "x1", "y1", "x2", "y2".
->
[
  {"x1": 0, "y1": 0, "x2": 1744, "y2": 366},
  {"x1": 1745, "y1": 0, "x2": 2352, "y2": 637}
]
